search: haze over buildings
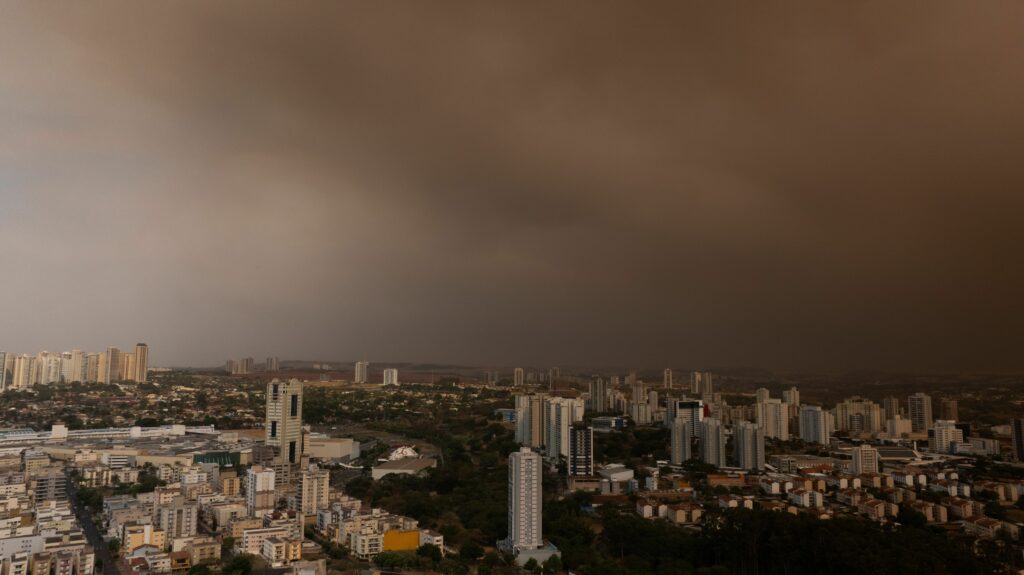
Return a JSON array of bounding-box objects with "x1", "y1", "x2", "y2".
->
[{"x1": 2, "y1": 3, "x2": 1024, "y2": 371}]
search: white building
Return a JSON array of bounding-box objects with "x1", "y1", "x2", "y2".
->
[
  {"x1": 382, "y1": 368, "x2": 398, "y2": 386},
  {"x1": 850, "y1": 445, "x2": 880, "y2": 474},
  {"x1": 506, "y1": 448, "x2": 543, "y2": 552},
  {"x1": 799, "y1": 405, "x2": 829, "y2": 445},
  {"x1": 733, "y1": 421, "x2": 764, "y2": 471},
  {"x1": 246, "y1": 466, "x2": 276, "y2": 517},
  {"x1": 354, "y1": 361, "x2": 369, "y2": 384},
  {"x1": 755, "y1": 399, "x2": 789, "y2": 440},
  {"x1": 670, "y1": 417, "x2": 691, "y2": 465},
  {"x1": 700, "y1": 418, "x2": 727, "y2": 468},
  {"x1": 931, "y1": 420, "x2": 964, "y2": 454}
]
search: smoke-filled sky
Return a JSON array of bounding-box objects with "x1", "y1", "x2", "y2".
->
[{"x1": 2, "y1": 2, "x2": 1024, "y2": 371}]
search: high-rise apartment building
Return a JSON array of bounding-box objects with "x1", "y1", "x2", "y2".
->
[
  {"x1": 755, "y1": 399, "x2": 790, "y2": 440},
  {"x1": 850, "y1": 445, "x2": 880, "y2": 474},
  {"x1": 246, "y1": 465, "x2": 277, "y2": 517},
  {"x1": 513, "y1": 368, "x2": 525, "y2": 387},
  {"x1": 734, "y1": 421, "x2": 765, "y2": 471},
  {"x1": 121, "y1": 353, "x2": 136, "y2": 382},
  {"x1": 13, "y1": 355, "x2": 34, "y2": 389},
  {"x1": 940, "y1": 399, "x2": 958, "y2": 422},
  {"x1": 514, "y1": 394, "x2": 546, "y2": 448},
  {"x1": 883, "y1": 396, "x2": 900, "y2": 420},
  {"x1": 755, "y1": 388, "x2": 771, "y2": 403},
  {"x1": 266, "y1": 379, "x2": 303, "y2": 464},
  {"x1": 667, "y1": 399, "x2": 704, "y2": 438},
  {"x1": 155, "y1": 497, "x2": 198, "y2": 538},
  {"x1": 506, "y1": 447, "x2": 543, "y2": 552},
  {"x1": 700, "y1": 417, "x2": 727, "y2": 468},
  {"x1": 833, "y1": 397, "x2": 883, "y2": 434},
  {"x1": 567, "y1": 425, "x2": 593, "y2": 477},
  {"x1": 294, "y1": 465, "x2": 330, "y2": 515},
  {"x1": 690, "y1": 371, "x2": 713, "y2": 395},
  {"x1": 382, "y1": 368, "x2": 398, "y2": 386},
  {"x1": 85, "y1": 353, "x2": 99, "y2": 383},
  {"x1": 589, "y1": 378, "x2": 609, "y2": 413},
  {"x1": 799, "y1": 405, "x2": 830, "y2": 445},
  {"x1": 354, "y1": 360, "x2": 369, "y2": 384},
  {"x1": 134, "y1": 343, "x2": 149, "y2": 383},
  {"x1": 782, "y1": 387, "x2": 800, "y2": 407},
  {"x1": 931, "y1": 420, "x2": 964, "y2": 454},
  {"x1": 0, "y1": 352, "x2": 8, "y2": 392},
  {"x1": 239, "y1": 357, "x2": 255, "y2": 375},
  {"x1": 663, "y1": 369, "x2": 673, "y2": 389},
  {"x1": 266, "y1": 356, "x2": 280, "y2": 372},
  {"x1": 670, "y1": 417, "x2": 691, "y2": 465},
  {"x1": 1012, "y1": 419, "x2": 1024, "y2": 462},
  {"x1": 103, "y1": 347, "x2": 121, "y2": 384},
  {"x1": 907, "y1": 393, "x2": 933, "y2": 433},
  {"x1": 545, "y1": 397, "x2": 585, "y2": 458}
]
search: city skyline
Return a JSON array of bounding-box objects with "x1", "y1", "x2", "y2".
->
[{"x1": 3, "y1": 3, "x2": 1024, "y2": 371}]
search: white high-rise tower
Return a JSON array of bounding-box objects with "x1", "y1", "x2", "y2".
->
[{"x1": 506, "y1": 447, "x2": 543, "y2": 552}]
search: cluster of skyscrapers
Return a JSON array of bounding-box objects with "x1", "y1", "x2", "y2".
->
[
  {"x1": 0, "y1": 343, "x2": 148, "y2": 391},
  {"x1": 225, "y1": 356, "x2": 279, "y2": 375}
]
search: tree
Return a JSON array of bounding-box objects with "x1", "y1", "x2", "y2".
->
[
  {"x1": 222, "y1": 556, "x2": 251, "y2": 575},
  {"x1": 524, "y1": 558, "x2": 541, "y2": 573},
  {"x1": 985, "y1": 500, "x2": 1008, "y2": 520},
  {"x1": 417, "y1": 543, "x2": 443, "y2": 564},
  {"x1": 542, "y1": 555, "x2": 563, "y2": 573},
  {"x1": 896, "y1": 506, "x2": 927, "y2": 529},
  {"x1": 459, "y1": 540, "x2": 484, "y2": 561}
]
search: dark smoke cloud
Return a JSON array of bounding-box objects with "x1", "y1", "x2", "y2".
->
[{"x1": 2, "y1": 1, "x2": 1023, "y2": 370}]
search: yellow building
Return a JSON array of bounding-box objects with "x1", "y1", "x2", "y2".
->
[
  {"x1": 382, "y1": 529, "x2": 420, "y2": 552},
  {"x1": 122, "y1": 525, "x2": 166, "y2": 552}
]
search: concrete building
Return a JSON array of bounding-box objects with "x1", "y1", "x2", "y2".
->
[
  {"x1": 513, "y1": 368, "x2": 525, "y2": 387},
  {"x1": 351, "y1": 360, "x2": 367, "y2": 384},
  {"x1": 134, "y1": 344, "x2": 149, "y2": 383},
  {"x1": 799, "y1": 405, "x2": 829, "y2": 445},
  {"x1": 700, "y1": 418, "x2": 727, "y2": 468},
  {"x1": 733, "y1": 421, "x2": 765, "y2": 471},
  {"x1": 931, "y1": 420, "x2": 964, "y2": 454},
  {"x1": 755, "y1": 399, "x2": 789, "y2": 440},
  {"x1": 833, "y1": 397, "x2": 883, "y2": 434},
  {"x1": 850, "y1": 445, "x2": 880, "y2": 474},
  {"x1": 589, "y1": 378, "x2": 609, "y2": 413},
  {"x1": 567, "y1": 426, "x2": 593, "y2": 477},
  {"x1": 382, "y1": 368, "x2": 398, "y2": 386},
  {"x1": 667, "y1": 399, "x2": 703, "y2": 437},
  {"x1": 908, "y1": 393, "x2": 933, "y2": 433},
  {"x1": 940, "y1": 399, "x2": 958, "y2": 422},
  {"x1": 1013, "y1": 419, "x2": 1024, "y2": 462},
  {"x1": 245, "y1": 466, "x2": 276, "y2": 517},
  {"x1": 505, "y1": 447, "x2": 543, "y2": 552},
  {"x1": 294, "y1": 465, "x2": 330, "y2": 515},
  {"x1": 266, "y1": 379, "x2": 303, "y2": 464},
  {"x1": 265, "y1": 357, "x2": 280, "y2": 372},
  {"x1": 670, "y1": 417, "x2": 691, "y2": 465}
]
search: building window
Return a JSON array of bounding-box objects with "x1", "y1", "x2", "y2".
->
[
  {"x1": 290, "y1": 394, "x2": 299, "y2": 417},
  {"x1": 289, "y1": 441, "x2": 296, "y2": 463},
  {"x1": 270, "y1": 421, "x2": 277, "y2": 438}
]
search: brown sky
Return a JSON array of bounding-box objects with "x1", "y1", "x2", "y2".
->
[{"x1": 2, "y1": 2, "x2": 1023, "y2": 370}]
